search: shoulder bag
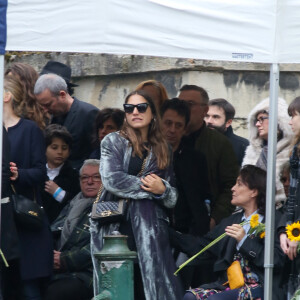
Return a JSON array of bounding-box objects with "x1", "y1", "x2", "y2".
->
[
  {"x1": 223, "y1": 260, "x2": 245, "y2": 290},
  {"x1": 11, "y1": 185, "x2": 44, "y2": 230},
  {"x1": 91, "y1": 154, "x2": 148, "y2": 224}
]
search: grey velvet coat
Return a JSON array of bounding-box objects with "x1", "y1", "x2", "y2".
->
[{"x1": 90, "y1": 132, "x2": 183, "y2": 300}]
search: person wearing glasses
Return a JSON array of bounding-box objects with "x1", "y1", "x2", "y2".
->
[
  {"x1": 90, "y1": 90, "x2": 183, "y2": 300},
  {"x1": 242, "y1": 98, "x2": 292, "y2": 208},
  {"x1": 44, "y1": 159, "x2": 101, "y2": 300}
]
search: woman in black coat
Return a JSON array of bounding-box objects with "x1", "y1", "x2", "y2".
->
[
  {"x1": 4, "y1": 72, "x2": 53, "y2": 300},
  {"x1": 170, "y1": 165, "x2": 285, "y2": 300}
]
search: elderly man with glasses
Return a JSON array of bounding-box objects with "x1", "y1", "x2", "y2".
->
[{"x1": 44, "y1": 159, "x2": 101, "y2": 300}]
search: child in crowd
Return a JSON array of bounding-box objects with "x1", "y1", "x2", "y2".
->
[{"x1": 42, "y1": 124, "x2": 80, "y2": 224}]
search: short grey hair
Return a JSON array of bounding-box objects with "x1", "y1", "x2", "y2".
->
[
  {"x1": 34, "y1": 74, "x2": 68, "y2": 96},
  {"x1": 79, "y1": 159, "x2": 100, "y2": 175}
]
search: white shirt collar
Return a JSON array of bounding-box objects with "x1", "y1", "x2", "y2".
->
[{"x1": 46, "y1": 163, "x2": 64, "y2": 180}]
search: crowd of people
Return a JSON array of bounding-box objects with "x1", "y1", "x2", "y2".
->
[{"x1": 0, "y1": 60, "x2": 300, "y2": 300}]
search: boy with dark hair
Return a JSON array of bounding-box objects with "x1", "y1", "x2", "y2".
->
[{"x1": 42, "y1": 124, "x2": 80, "y2": 223}]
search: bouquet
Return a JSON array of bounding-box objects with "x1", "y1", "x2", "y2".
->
[{"x1": 248, "y1": 214, "x2": 265, "y2": 239}]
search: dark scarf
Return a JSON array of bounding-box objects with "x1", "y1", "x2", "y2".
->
[
  {"x1": 60, "y1": 192, "x2": 94, "y2": 249},
  {"x1": 286, "y1": 144, "x2": 300, "y2": 223}
]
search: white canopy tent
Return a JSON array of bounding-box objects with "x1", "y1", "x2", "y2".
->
[{"x1": 3, "y1": 0, "x2": 300, "y2": 299}]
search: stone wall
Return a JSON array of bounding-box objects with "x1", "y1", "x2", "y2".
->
[{"x1": 5, "y1": 52, "x2": 300, "y2": 138}]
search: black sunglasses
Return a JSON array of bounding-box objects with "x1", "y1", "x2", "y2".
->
[{"x1": 123, "y1": 103, "x2": 149, "y2": 114}]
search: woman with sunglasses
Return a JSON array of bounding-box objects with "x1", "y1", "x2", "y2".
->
[
  {"x1": 90, "y1": 90, "x2": 183, "y2": 300},
  {"x1": 242, "y1": 97, "x2": 292, "y2": 208}
]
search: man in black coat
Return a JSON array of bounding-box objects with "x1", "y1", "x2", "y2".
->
[
  {"x1": 34, "y1": 66, "x2": 99, "y2": 170},
  {"x1": 161, "y1": 98, "x2": 211, "y2": 236},
  {"x1": 178, "y1": 86, "x2": 239, "y2": 230},
  {"x1": 204, "y1": 98, "x2": 249, "y2": 166},
  {"x1": 161, "y1": 99, "x2": 212, "y2": 289}
]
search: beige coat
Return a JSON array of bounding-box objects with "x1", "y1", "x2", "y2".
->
[{"x1": 242, "y1": 97, "x2": 293, "y2": 205}]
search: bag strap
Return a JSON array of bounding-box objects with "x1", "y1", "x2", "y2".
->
[
  {"x1": 94, "y1": 152, "x2": 149, "y2": 204},
  {"x1": 10, "y1": 184, "x2": 17, "y2": 195},
  {"x1": 10, "y1": 184, "x2": 37, "y2": 203}
]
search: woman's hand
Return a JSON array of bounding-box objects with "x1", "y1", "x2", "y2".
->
[
  {"x1": 225, "y1": 224, "x2": 246, "y2": 243},
  {"x1": 280, "y1": 233, "x2": 289, "y2": 254},
  {"x1": 287, "y1": 240, "x2": 298, "y2": 260},
  {"x1": 10, "y1": 162, "x2": 18, "y2": 181},
  {"x1": 280, "y1": 233, "x2": 298, "y2": 260},
  {"x1": 53, "y1": 250, "x2": 61, "y2": 270},
  {"x1": 45, "y1": 180, "x2": 59, "y2": 195},
  {"x1": 140, "y1": 174, "x2": 166, "y2": 195}
]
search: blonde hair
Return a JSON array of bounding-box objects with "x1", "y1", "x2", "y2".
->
[
  {"x1": 5, "y1": 63, "x2": 49, "y2": 129},
  {"x1": 120, "y1": 90, "x2": 169, "y2": 169}
]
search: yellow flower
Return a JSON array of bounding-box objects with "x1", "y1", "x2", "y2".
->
[
  {"x1": 286, "y1": 222, "x2": 300, "y2": 242},
  {"x1": 250, "y1": 214, "x2": 259, "y2": 228},
  {"x1": 260, "y1": 232, "x2": 265, "y2": 239}
]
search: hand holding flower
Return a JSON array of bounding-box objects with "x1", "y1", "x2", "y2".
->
[
  {"x1": 174, "y1": 219, "x2": 248, "y2": 276},
  {"x1": 225, "y1": 224, "x2": 245, "y2": 242}
]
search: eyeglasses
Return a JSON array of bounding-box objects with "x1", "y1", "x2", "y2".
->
[
  {"x1": 80, "y1": 174, "x2": 101, "y2": 183},
  {"x1": 123, "y1": 103, "x2": 149, "y2": 114},
  {"x1": 255, "y1": 116, "x2": 269, "y2": 125}
]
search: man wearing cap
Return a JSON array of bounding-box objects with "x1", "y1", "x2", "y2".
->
[{"x1": 34, "y1": 62, "x2": 99, "y2": 170}]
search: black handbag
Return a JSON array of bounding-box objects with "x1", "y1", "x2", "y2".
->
[
  {"x1": 91, "y1": 187, "x2": 128, "y2": 224},
  {"x1": 91, "y1": 154, "x2": 148, "y2": 223},
  {"x1": 11, "y1": 185, "x2": 44, "y2": 230}
]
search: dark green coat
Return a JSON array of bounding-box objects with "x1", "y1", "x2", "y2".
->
[
  {"x1": 55, "y1": 204, "x2": 93, "y2": 289},
  {"x1": 186, "y1": 124, "x2": 239, "y2": 224}
]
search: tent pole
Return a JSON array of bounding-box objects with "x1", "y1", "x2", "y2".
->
[
  {"x1": 264, "y1": 63, "x2": 279, "y2": 300},
  {"x1": 0, "y1": 55, "x2": 4, "y2": 250}
]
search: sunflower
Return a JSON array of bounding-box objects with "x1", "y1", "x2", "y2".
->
[
  {"x1": 260, "y1": 232, "x2": 265, "y2": 239},
  {"x1": 286, "y1": 222, "x2": 300, "y2": 242},
  {"x1": 250, "y1": 214, "x2": 259, "y2": 228}
]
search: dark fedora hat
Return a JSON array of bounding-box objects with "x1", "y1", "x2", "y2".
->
[{"x1": 40, "y1": 61, "x2": 78, "y2": 87}]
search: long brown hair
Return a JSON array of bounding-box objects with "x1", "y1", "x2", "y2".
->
[
  {"x1": 135, "y1": 80, "x2": 169, "y2": 109},
  {"x1": 288, "y1": 96, "x2": 300, "y2": 154},
  {"x1": 120, "y1": 90, "x2": 169, "y2": 169},
  {"x1": 5, "y1": 63, "x2": 49, "y2": 129}
]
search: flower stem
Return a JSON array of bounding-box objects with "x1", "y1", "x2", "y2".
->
[
  {"x1": 174, "y1": 221, "x2": 247, "y2": 276},
  {"x1": 0, "y1": 249, "x2": 9, "y2": 267}
]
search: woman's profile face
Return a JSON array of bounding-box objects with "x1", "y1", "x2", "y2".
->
[
  {"x1": 125, "y1": 94, "x2": 153, "y2": 131},
  {"x1": 231, "y1": 176, "x2": 257, "y2": 208},
  {"x1": 289, "y1": 111, "x2": 300, "y2": 135},
  {"x1": 255, "y1": 112, "x2": 269, "y2": 140}
]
